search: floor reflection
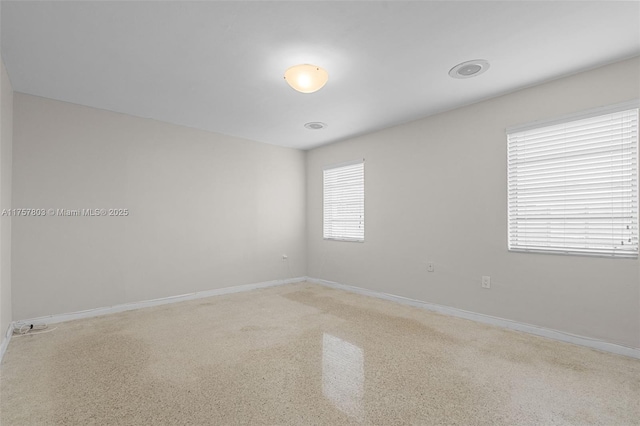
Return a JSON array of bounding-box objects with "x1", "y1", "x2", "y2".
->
[{"x1": 322, "y1": 333, "x2": 364, "y2": 422}]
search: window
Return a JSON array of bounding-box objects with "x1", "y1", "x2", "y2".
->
[
  {"x1": 323, "y1": 160, "x2": 364, "y2": 242},
  {"x1": 507, "y1": 103, "x2": 638, "y2": 258}
]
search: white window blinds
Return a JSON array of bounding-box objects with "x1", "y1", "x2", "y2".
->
[
  {"x1": 507, "y1": 106, "x2": 638, "y2": 258},
  {"x1": 323, "y1": 161, "x2": 364, "y2": 242}
]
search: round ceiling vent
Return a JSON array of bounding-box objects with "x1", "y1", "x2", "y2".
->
[
  {"x1": 304, "y1": 122, "x2": 327, "y2": 130},
  {"x1": 448, "y1": 59, "x2": 490, "y2": 79}
]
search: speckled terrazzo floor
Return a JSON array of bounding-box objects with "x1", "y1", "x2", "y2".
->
[{"x1": 1, "y1": 282, "x2": 639, "y2": 425}]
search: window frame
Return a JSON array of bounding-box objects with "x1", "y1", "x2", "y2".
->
[
  {"x1": 323, "y1": 159, "x2": 365, "y2": 243},
  {"x1": 506, "y1": 100, "x2": 639, "y2": 259}
]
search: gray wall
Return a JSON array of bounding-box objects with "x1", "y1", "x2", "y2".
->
[
  {"x1": 307, "y1": 57, "x2": 640, "y2": 349},
  {"x1": 9, "y1": 57, "x2": 640, "y2": 350},
  {"x1": 0, "y1": 59, "x2": 13, "y2": 339},
  {"x1": 12, "y1": 94, "x2": 306, "y2": 320}
]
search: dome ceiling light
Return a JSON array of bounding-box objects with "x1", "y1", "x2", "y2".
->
[
  {"x1": 284, "y1": 64, "x2": 329, "y2": 93},
  {"x1": 449, "y1": 59, "x2": 490, "y2": 79}
]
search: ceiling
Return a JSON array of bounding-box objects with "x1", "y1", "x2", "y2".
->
[{"x1": 2, "y1": 1, "x2": 639, "y2": 150}]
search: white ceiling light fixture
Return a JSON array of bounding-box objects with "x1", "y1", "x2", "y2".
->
[
  {"x1": 449, "y1": 59, "x2": 490, "y2": 79},
  {"x1": 304, "y1": 122, "x2": 327, "y2": 130},
  {"x1": 284, "y1": 64, "x2": 329, "y2": 93}
]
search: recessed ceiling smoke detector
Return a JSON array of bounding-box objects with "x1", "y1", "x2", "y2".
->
[
  {"x1": 304, "y1": 122, "x2": 327, "y2": 130},
  {"x1": 448, "y1": 59, "x2": 490, "y2": 79}
]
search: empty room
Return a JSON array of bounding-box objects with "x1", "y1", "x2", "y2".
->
[{"x1": 0, "y1": 1, "x2": 639, "y2": 424}]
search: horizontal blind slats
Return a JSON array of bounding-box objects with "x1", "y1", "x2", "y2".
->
[
  {"x1": 508, "y1": 159, "x2": 635, "y2": 178},
  {"x1": 507, "y1": 108, "x2": 639, "y2": 258},
  {"x1": 509, "y1": 128, "x2": 637, "y2": 150},
  {"x1": 323, "y1": 162, "x2": 365, "y2": 241},
  {"x1": 509, "y1": 112, "x2": 637, "y2": 139}
]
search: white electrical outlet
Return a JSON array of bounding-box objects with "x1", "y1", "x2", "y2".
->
[
  {"x1": 282, "y1": 254, "x2": 288, "y2": 261},
  {"x1": 427, "y1": 262, "x2": 434, "y2": 272},
  {"x1": 482, "y1": 276, "x2": 491, "y2": 289}
]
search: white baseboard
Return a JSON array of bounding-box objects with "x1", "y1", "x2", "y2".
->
[
  {"x1": 307, "y1": 277, "x2": 640, "y2": 360},
  {"x1": 17, "y1": 276, "x2": 306, "y2": 327},
  {"x1": 8, "y1": 275, "x2": 638, "y2": 361},
  {"x1": 0, "y1": 322, "x2": 14, "y2": 365}
]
